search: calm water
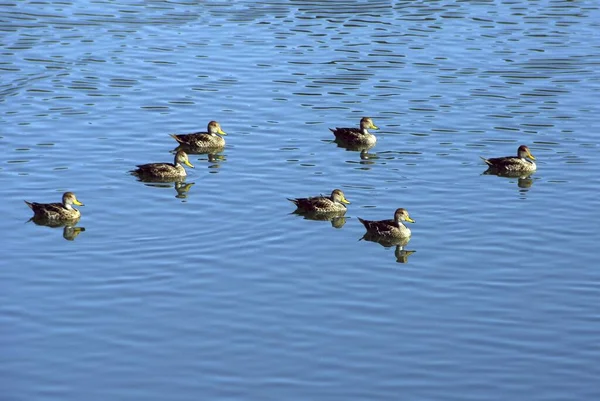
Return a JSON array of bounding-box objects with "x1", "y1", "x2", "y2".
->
[{"x1": 2, "y1": 1, "x2": 600, "y2": 400}]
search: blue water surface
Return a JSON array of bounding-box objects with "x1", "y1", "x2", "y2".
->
[{"x1": 1, "y1": 1, "x2": 599, "y2": 400}]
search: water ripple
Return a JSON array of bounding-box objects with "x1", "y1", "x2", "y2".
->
[{"x1": 1, "y1": 1, "x2": 600, "y2": 400}]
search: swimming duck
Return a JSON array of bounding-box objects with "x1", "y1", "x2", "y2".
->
[
  {"x1": 358, "y1": 208, "x2": 415, "y2": 238},
  {"x1": 170, "y1": 121, "x2": 227, "y2": 149},
  {"x1": 24, "y1": 192, "x2": 84, "y2": 221},
  {"x1": 330, "y1": 117, "x2": 379, "y2": 147},
  {"x1": 288, "y1": 189, "x2": 350, "y2": 213},
  {"x1": 480, "y1": 145, "x2": 536, "y2": 173},
  {"x1": 132, "y1": 150, "x2": 194, "y2": 179}
]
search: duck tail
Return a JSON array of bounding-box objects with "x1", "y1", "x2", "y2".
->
[
  {"x1": 169, "y1": 134, "x2": 184, "y2": 144},
  {"x1": 480, "y1": 156, "x2": 492, "y2": 166},
  {"x1": 287, "y1": 198, "x2": 299, "y2": 206},
  {"x1": 357, "y1": 217, "x2": 368, "y2": 227},
  {"x1": 24, "y1": 200, "x2": 33, "y2": 209}
]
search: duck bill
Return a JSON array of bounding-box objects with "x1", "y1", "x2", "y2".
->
[
  {"x1": 341, "y1": 198, "x2": 351, "y2": 205},
  {"x1": 405, "y1": 217, "x2": 415, "y2": 223},
  {"x1": 218, "y1": 129, "x2": 227, "y2": 136},
  {"x1": 527, "y1": 151, "x2": 536, "y2": 160},
  {"x1": 370, "y1": 124, "x2": 379, "y2": 130},
  {"x1": 184, "y1": 160, "x2": 195, "y2": 168},
  {"x1": 73, "y1": 199, "x2": 84, "y2": 206}
]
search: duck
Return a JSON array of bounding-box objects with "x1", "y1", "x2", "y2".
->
[
  {"x1": 358, "y1": 208, "x2": 415, "y2": 238},
  {"x1": 24, "y1": 191, "x2": 84, "y2": 221},
  {"x1": 480, "y1": 145, "x2": 536, "y2": 173},
  {"x1": 288, "y1": 189, "x2": 350, "y2": 213},
  {"x1": 170, "y1": 121, "x2": 227, "y2": 149},
  {"x1": 131, "y1": 150, "x2": 194, "y2": 179},
  {"x1": 330, "y1": 117, "x2": 379, "y2": 147}
]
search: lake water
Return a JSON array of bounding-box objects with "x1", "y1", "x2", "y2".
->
[{"x1": 1, "y1": 1, "x2": 600, "y2": 400}]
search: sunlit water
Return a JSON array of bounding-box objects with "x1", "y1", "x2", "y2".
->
[{"x1": 1, "y1": 1, "x2": 600, "y2": 400}]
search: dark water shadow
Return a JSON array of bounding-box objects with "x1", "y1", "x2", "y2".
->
[
  {"x1": 360, "y1": 233, "x2": 416, "y2": 264},
  {"x1": 27, "y1": 217, "x2": 86, "y2": 241}
]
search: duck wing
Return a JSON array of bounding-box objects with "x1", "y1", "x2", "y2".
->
[{"x1": 170, "y1": 132, "x2": 208, "y2": 145}]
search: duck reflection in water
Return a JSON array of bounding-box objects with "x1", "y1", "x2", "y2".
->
[
  {"x1": 360, "y1": 233, "x2": 416, "y2": 264},
  {"x1": 207, "y1": 153, "x2": 226, "y2": 170},
  {"x1": 334, "y1": 139, "x2": 375, "y2": 152},
  {"x1": 62, "y1": 225, "x2": 86, "y2": 241},
  {"x1": 331, "y1": 143, "x2": 378, "y2": 169},
  {"x1": 482, "y1": 168, "x2": 535, "y2": 190},
  {"x1": 173, "y1": 181, "x2": 195, "y2": 199},
  {"x1": 333, "y1": 137, "x2": 378, "y2": 160},
  {"x1": 291, "y1": 210, "x2": 347, "y2": 229},
  {"x1": 172, "y1": 147, "x2": 226, "y2": 171},
  {"x1": 136, "y1": 179, "x2": 195, "y2": 199},
  {"x1": 28, "y1": 217, "x2": 86, "y2": 241}
]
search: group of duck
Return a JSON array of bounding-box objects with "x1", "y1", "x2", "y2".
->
[
  {"x1": 24, "y1": 120, "x2": 228, "y2": 238},
  {"x1": 25, "y1": 117, "x2": 537, "y2": 244},
  {"x1": 288, "y1": 117, "x2": 536, "y2": 243}
]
